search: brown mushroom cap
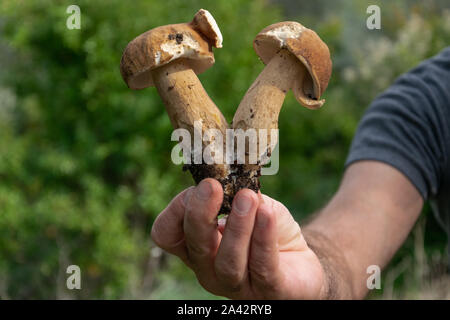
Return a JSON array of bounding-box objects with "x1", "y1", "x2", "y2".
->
[
  {"x1": 120, "y1": 9, "x2": 222, "y2": 90},
  {"x1": 253, "y1": 21, "x2": 332, "y2": 109}
]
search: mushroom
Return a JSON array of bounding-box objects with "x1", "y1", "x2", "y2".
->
[
  {"x1": 231, "y1": 21, "x2": 332, "y2": 192},
  {"x1": 120, "y1": 9, "x2": 235, "y2": 213}
]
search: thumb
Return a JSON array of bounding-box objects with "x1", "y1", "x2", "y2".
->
[{"x1": 260, "y1": 194, "x2": 308, "y2": 252}]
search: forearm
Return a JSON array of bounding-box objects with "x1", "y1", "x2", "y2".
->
[{"x1": 301, "y1": 161, "x2": 423, "y2": 299}]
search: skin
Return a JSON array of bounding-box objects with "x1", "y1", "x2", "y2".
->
[{"x1": 151, "y1": 160, "x2": 423, "y2": 299}]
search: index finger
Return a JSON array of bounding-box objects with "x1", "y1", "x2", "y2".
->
[
  {"x1": 184, "y1": 178, "x2": 223, "y2": 291},
  {"x1": 151, "y1": 187, "x2": 193, "y2": 263}
]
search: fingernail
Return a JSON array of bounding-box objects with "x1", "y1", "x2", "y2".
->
[
  {"x1": 233, "y1": 192, "x2": 253, "y2": 216},
  {"x1": 196, "y1": 180, "x2": 212, "y2": 200}
]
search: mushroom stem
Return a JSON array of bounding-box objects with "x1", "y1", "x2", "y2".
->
[
  {"x1": 152, "y1": 58, "x2": 228, "y2": 135},
  {"x1": 234, "y1": 49, "x2": 303, "y2": 130},
  {"x1": 233, "y1": 49, "x2": 303, "y2": 157},
  {"x1": 151, "y1": 59, "x2": 234, "y2": 213},
  {"x1": 230, "y1": 49, "x2": 304, "y2": 194}
]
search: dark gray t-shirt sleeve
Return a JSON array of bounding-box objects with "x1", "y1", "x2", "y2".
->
[{"x1": 345, "y1": 47, "x2": 450, "y2": 200}]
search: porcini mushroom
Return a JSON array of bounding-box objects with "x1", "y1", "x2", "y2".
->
[
  {"x1": 120, "y1": 9, "x2": 235, "y2": 213},
  {"x1": 232, "y1": 21, "x2": 332, "y2": 192}
]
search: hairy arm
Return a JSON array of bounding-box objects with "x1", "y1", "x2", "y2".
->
[{"x1": 303, "y1": 160, "x2": 424, "y2": 299}]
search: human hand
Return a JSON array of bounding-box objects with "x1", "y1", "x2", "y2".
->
[{"x1": 151, "y1": 178, "x2": 326, "y2": 299}]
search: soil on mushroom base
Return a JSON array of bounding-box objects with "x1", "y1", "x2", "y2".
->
[{"x1": 183, "y1": 163, "x2": 261, "y2": 215}]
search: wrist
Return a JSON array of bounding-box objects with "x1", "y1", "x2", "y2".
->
[{"x1": 303, "y1": 229, "x2": 355, "y2": 299}]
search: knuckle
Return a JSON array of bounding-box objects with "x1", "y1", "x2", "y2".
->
[
  {"x1": 150, "y1": 214, "x2": 173, "y2": 248},
  {"x1": 249, "y1": 263, "x2": 271, "y2": 283},
  {"x1": 251, "y1": 233, "x2": 270, "y2": 250},
  {"x1": 184, "y1": 201, "x2": 195, "y2": 218},
  {"x1": 249, "y1": 264, "x2": 282, "y2": 296},
  {"x1": 150, "y1": 224, "x2": 164, "y2": 247},
  {"x1": 248, "y1": 260, "x2": 277, "y2": 289},
  {"x1": 185, "y1": 203, "x2": 205, "y2": 226},
  {"x1": 151, "y1": 217, "x2": 177, "y2": 251},
  {"x1": 226, "y1": 219, "x2": 252, "y2": 238},
  {"x1": 215, "y1": 259, "x2": 244, "y2": 290},
  {"x1": 186, "y1": 241, "x2": 211, "y2": 259}
]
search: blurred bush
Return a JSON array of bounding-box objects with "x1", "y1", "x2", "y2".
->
[{"x1": 0, "y1": 0, "x2": 448, "y2": 299}]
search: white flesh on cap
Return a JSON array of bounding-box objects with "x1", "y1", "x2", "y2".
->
[
  {"x1": 160, "y1": 34, "x2": 201, "y2": 63},
  {"x1": 198, "y1": 9, "x2": 223, "y2": 48},
  {"x1": 265, "y1": 24, "x2": 305, "y2": 47}
]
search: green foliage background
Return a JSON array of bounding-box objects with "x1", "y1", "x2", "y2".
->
[{"x1": 0, "y1": 0, "x2": 449, "y2": 299}]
